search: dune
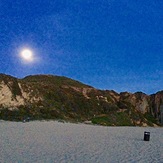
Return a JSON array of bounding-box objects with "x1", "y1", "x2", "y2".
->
[{"x1": 0, "y1": 121, "x2": 162, "y2": 163}]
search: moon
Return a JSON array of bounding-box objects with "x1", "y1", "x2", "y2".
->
[{"x1": 21, "y1": 49, "x2": 34, "y2": 62}]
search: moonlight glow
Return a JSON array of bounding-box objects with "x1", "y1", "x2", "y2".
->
[{"x1": 20, "y1": 49, "x2": 34, "y2": 62}]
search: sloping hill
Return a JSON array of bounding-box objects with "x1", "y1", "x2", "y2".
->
[
  {"x1": 0, "y1": 73, "x2": 162, "y2": 126},
  {"x1": 23, "y1": 75, "x2": 92, "y2": 88}
]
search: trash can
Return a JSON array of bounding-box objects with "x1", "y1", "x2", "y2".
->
[{"x1": 144, "y1": 131, "x2": 150, "y2": 141}]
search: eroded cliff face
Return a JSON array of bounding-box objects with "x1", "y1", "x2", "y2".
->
[
  {"x1": 0, "y1": 81, "x2": 25, "y2": 107},
  {"x1": 119, "y1": 91, "x2": 163, "y2": 122},
  {"x1": 150, "y1": 91, "x2": 163, "y2": 120},
  {"x1": 119, "y1": 92, "x2": 150, "y2": 114},
  {"x1": 0, "y1": 75, "x2": 42, "y2": 109}
]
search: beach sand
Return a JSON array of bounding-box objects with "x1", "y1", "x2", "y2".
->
[{"x1": 0, "y1": 121, "x2": 162, "y2": 163}]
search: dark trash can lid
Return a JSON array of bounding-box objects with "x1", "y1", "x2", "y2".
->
[{"x1": 144, "y1": 131, "x2": 150, "y2": 135}]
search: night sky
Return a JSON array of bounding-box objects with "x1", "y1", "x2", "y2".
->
[{"x1": 0, "y1": 0, "x2": 163, "y2": 94}]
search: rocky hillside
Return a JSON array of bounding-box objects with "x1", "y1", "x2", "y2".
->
[{"x1": 0, "y1": 73, "x2": 162, "y2": 126}]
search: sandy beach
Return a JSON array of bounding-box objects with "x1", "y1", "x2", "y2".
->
[{"x1": 0, "y1": 121, "x2": 162, "y2": 163}]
